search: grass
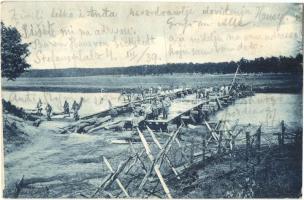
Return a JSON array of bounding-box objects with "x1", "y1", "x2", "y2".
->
[{"x1": 2, "y1": 73, "x2": 302, "y2": 93}]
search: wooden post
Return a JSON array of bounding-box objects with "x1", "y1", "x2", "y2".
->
[
  {"x1": 295, "y1": 128, "x2": 301, "y2": 145},
  {"x1": 103, "y1": 157, "x2": 130, "y2": 197},
  {"x1": 281, "y1": 120, "x2": 285, "y2": 146},
  {"x1": 218, "y1": 131, "x2": 223, "y2": 154},
  {"x1": 146, "y1": 125, "x2": 180, "y2": 179},
  {"x1": 277, "y1": 134, "x2": 282, "y2": 147},
  {"x1": 129, "y1": 141, "x2": 147, "y2": 173},
  {"x1": 216, "y1": 97, "x2": 222, "y2": 109},
  {"x1": 92, "y1": 156, "x2": 133, "y2": 198},
  {"x1": 256, "y1": 126, "x2": 261, "y2": 164},
  {"x1": 190, "y1": 137, "x2": 194, "y2": 164},
  {"x1": 202, "y1": 137, "x2": 206, "y2": 163},
  {"x1": 137, "y1": 127, "x2": 174, "y2": 199},
  {"x1": 246, "y1": 131, "x2": 250, "y2": 162}
]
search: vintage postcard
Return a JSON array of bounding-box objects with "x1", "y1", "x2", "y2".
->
[{"x1": 0, "y1": 1, "x2": 303, "y2": 198}]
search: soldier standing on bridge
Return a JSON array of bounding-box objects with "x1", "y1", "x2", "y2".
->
[
  {"x1": 72, "y1": 97, "x2": 83, "y2": 121},
  {"x1": 63, "y1": 100, "x2": 70, "y2": 116},
  {"x1": 161, "y1": 97, "x2": 171, "y2": 119},
  {"x1": 151, "y1": 99, "x2": 159, "y2": 120},
  {"x1": 45, "y1": 103, "x2": 52, "y2": 121},
  {"x1": 36, "y1": 99, "x2": 43, "y2": 115}
]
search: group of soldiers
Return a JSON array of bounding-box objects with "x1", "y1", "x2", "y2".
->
[
  {"x1": 195, "y1": 85, "x2": 233, "y2": 100},
  {"x1": 119, "y1": 86, "x2": 177, "y2": 103},
  {"x1": 36, "y1": 98, "x2": 83, "y2": 121},
  {"x1": 150, "y1": 96, "x2": 172, "y2": 120},
  {"x1": 36, "y1": 99, "x2": 53, "y2": 120}
]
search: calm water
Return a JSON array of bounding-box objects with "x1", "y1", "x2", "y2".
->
[
  {"x1": 2, "y1": 91, "x2": 125, "y2": 117},
  {"x1": 2, "y1": 91, "x2": 302, "y2": 127},
  {"x1": 212, "y1": 93, "x2": 302, "y2": 128}
]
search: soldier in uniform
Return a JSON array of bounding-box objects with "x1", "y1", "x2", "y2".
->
[
  {"x1": 72, "y1": 103, "x2": 80, "y2": 121},
  {"x1": 36, "y1": 99, "x2": 43, "y2": 115},
  {"x1": 151, "y1": 99, "x2": 159, "y2": 120},
  {"x1": 72, "y1": 98, "x2": 83, "y2": 121},
  {"x1": 45, "y1": 103, "x2": 52, "y2": 120},
  {"x1": 162, "y1": 97, "x2": 171, "y2": 119},
  {"x1": 63, "y1": 100, "x2": 70, "y2": 116}
]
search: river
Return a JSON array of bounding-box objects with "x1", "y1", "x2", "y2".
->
[
  {"x1": 212, "y1": 93, "x2": 302, "y2": 127},
  {"x1": 2, "y1": 91, "x2": 302, "y2": 197}
]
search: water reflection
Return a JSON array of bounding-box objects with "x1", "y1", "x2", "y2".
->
[{"x1": 212, "y1": 93, "x2": 302, "y2": 127}]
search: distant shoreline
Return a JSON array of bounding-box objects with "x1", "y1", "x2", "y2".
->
[
  {"x1": 2, "y1": 73, "x2": 302, "y2": 94},
  {"x1": 2, "y1": 86, "x2": 302, "y2": 94}
]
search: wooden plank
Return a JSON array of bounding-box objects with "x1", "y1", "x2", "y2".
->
[
  {"x1": 204, "y1": 120, "x2": 219, "y2": 143},
  {"x1": 154, "y1": 165, "x2": 172, "y2": 199},
  {"x1": 92, "y1": 156, "x2": 133, "y2": 197},
  {"x1": 103, "y1": 157, "x2": 130, "y2": 197},
  {"x1": 146, "y1": 125, "x2": 180, "y2": 179},
  {"x1": 204, "y1": 120, "x2": 212, "y2": 132},
  {"x1": 216, "y1": 97, "x2": 223, "y2": 109},
  {"x1": 138, "y1": 128, "x2": 154, "y2": 162},
  {"x1": 138, "y1": 125, "x2": 182, "y2": 188},
  {"x1": 129, "y1": 141, "x2": 147, "y2": 173},
  {"x1": 137, "y1": 127, "x2": 173, "y2": 199}
]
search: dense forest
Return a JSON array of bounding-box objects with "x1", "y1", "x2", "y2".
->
[{"x1": 22, "y1": 54, "x2": 303, "y2": 77}]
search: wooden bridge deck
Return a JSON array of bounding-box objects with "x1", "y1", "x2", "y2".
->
[
  {"x1": 145, "y1": 95, "x2": 230, "y2": 129},
  {"x1": 81, "y1": 88, "x2": 194, "y2": 120}
]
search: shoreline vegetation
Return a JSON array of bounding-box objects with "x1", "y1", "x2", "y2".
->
[{"x1": 19, "y1": 54, "x2": 303, "y2": 78}]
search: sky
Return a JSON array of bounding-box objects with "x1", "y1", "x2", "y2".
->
[{"x1": 1, "y1": 2, "x2": 302, "y2": 69}]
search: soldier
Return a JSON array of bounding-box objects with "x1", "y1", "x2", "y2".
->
[
  {"x1": 151, "y1": 99, "x2": 159, "y2": 120},
  {"x1": 72, "y1": 98, "x2": 83, "y2": 121},
  {"x1": 63, "y1": 100, "x2": 70, "y2": 116},
  {"x1": 139, "y1": 86, "x2": 145, "y2": 100},
  {"x1": 36, "y1": 99, "x2": 43, "y2": 115},
  {"x1": 45, "y1": 103, "x2": 52, "y2": 121},
  {"x1": 72, "y1": 102, "x2": 80, "y2": 121},
  {"x1": 162, "y1": 97, "x2": 171, "y2": 119},
  {"x1": 72, "y1": 100, "x2": 77, "y2": 112}
]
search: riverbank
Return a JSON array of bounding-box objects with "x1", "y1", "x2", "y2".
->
[
  {"x1": 2, "y1": 73, "x2": 302, "y2": 93},
  {"x1": 2, "y1": 89, "x2": 302, "y2": 198},
  {"x1": 3, "y1": 110, "x2": 302, "y2": 198}
]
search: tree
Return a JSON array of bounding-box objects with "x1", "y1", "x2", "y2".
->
[{"x1": 1, "y1": 22, "x2": 31, "y2": 80}]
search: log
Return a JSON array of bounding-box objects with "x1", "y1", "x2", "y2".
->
[
  {"x1": 137, "y1": 128, "x2": 173, "y2": 199},
  {"x1": 95, "y1": 116, "x2": 111, "y2": 125},
  {"x1": 129, "y1": 141, "x2": 147, "y2": 173},
  {"x1": 87, "y1": 117, "x2": 122, "y2": 133},
  {"x1": 103, "y1": 157, "x2": 130, "y2": 197},
  {"x1": 125, "y1": 150, "x2": 145, "y2": 174},
  {"x1": 216, "y1": 97, "x2": 223, "y2": 109},
  {"x1": 146, "y1": 125, "x2": 180, "y2": 179},
  {"x1": 138, "y1": 125, "x2": 182, "y2": 197},
  {"x1": 105, "y1": 121, "x2": 125, "y2": 130},
  {"x1": 14, "y1": 175, "x2": 25, "y2": 198},
  {"x1": 92, "y1": 156, "x2": 134, "y2": 197},
  {"x1": 33, "y1": 119, "x2": 42, "y2": 127}
]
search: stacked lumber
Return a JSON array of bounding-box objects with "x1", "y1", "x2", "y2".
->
[{"x1": 59, "y1": 116, "x2": 111, "y2": 134}]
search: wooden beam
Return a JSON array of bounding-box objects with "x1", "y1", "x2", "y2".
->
[
  {"x1": 138, "y1": 125, "x2": 182, "y2": 188},
  {"x1": 137, "y1": 127, "x2": 175, "y2": 199},
  {"x1": 129, "y1": 141, "x2": 147, "y2": 173},
  {"x1": 103, "y1": 157, "x2": 130, "y2": 197},
  {"x1": 137, "y1": 128, "x2": 154, "y2": 162},
  {"x1": 146, "y1": 125, "x2": 180, "y2": 179},
  {"x1": 92, "y1": 156, "x2": 133, "y2": 197},
  {"x1": 216, "y1": 97, "x2": 223, "y2": 109}
]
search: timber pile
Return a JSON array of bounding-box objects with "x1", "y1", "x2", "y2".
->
[{"x1": 59, "y1": 116, "x2": 112, "y2": 134}]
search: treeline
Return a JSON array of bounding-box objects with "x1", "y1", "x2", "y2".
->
[{"x1": 22, "y1": 54, "x2": 303, "y2": 77}]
